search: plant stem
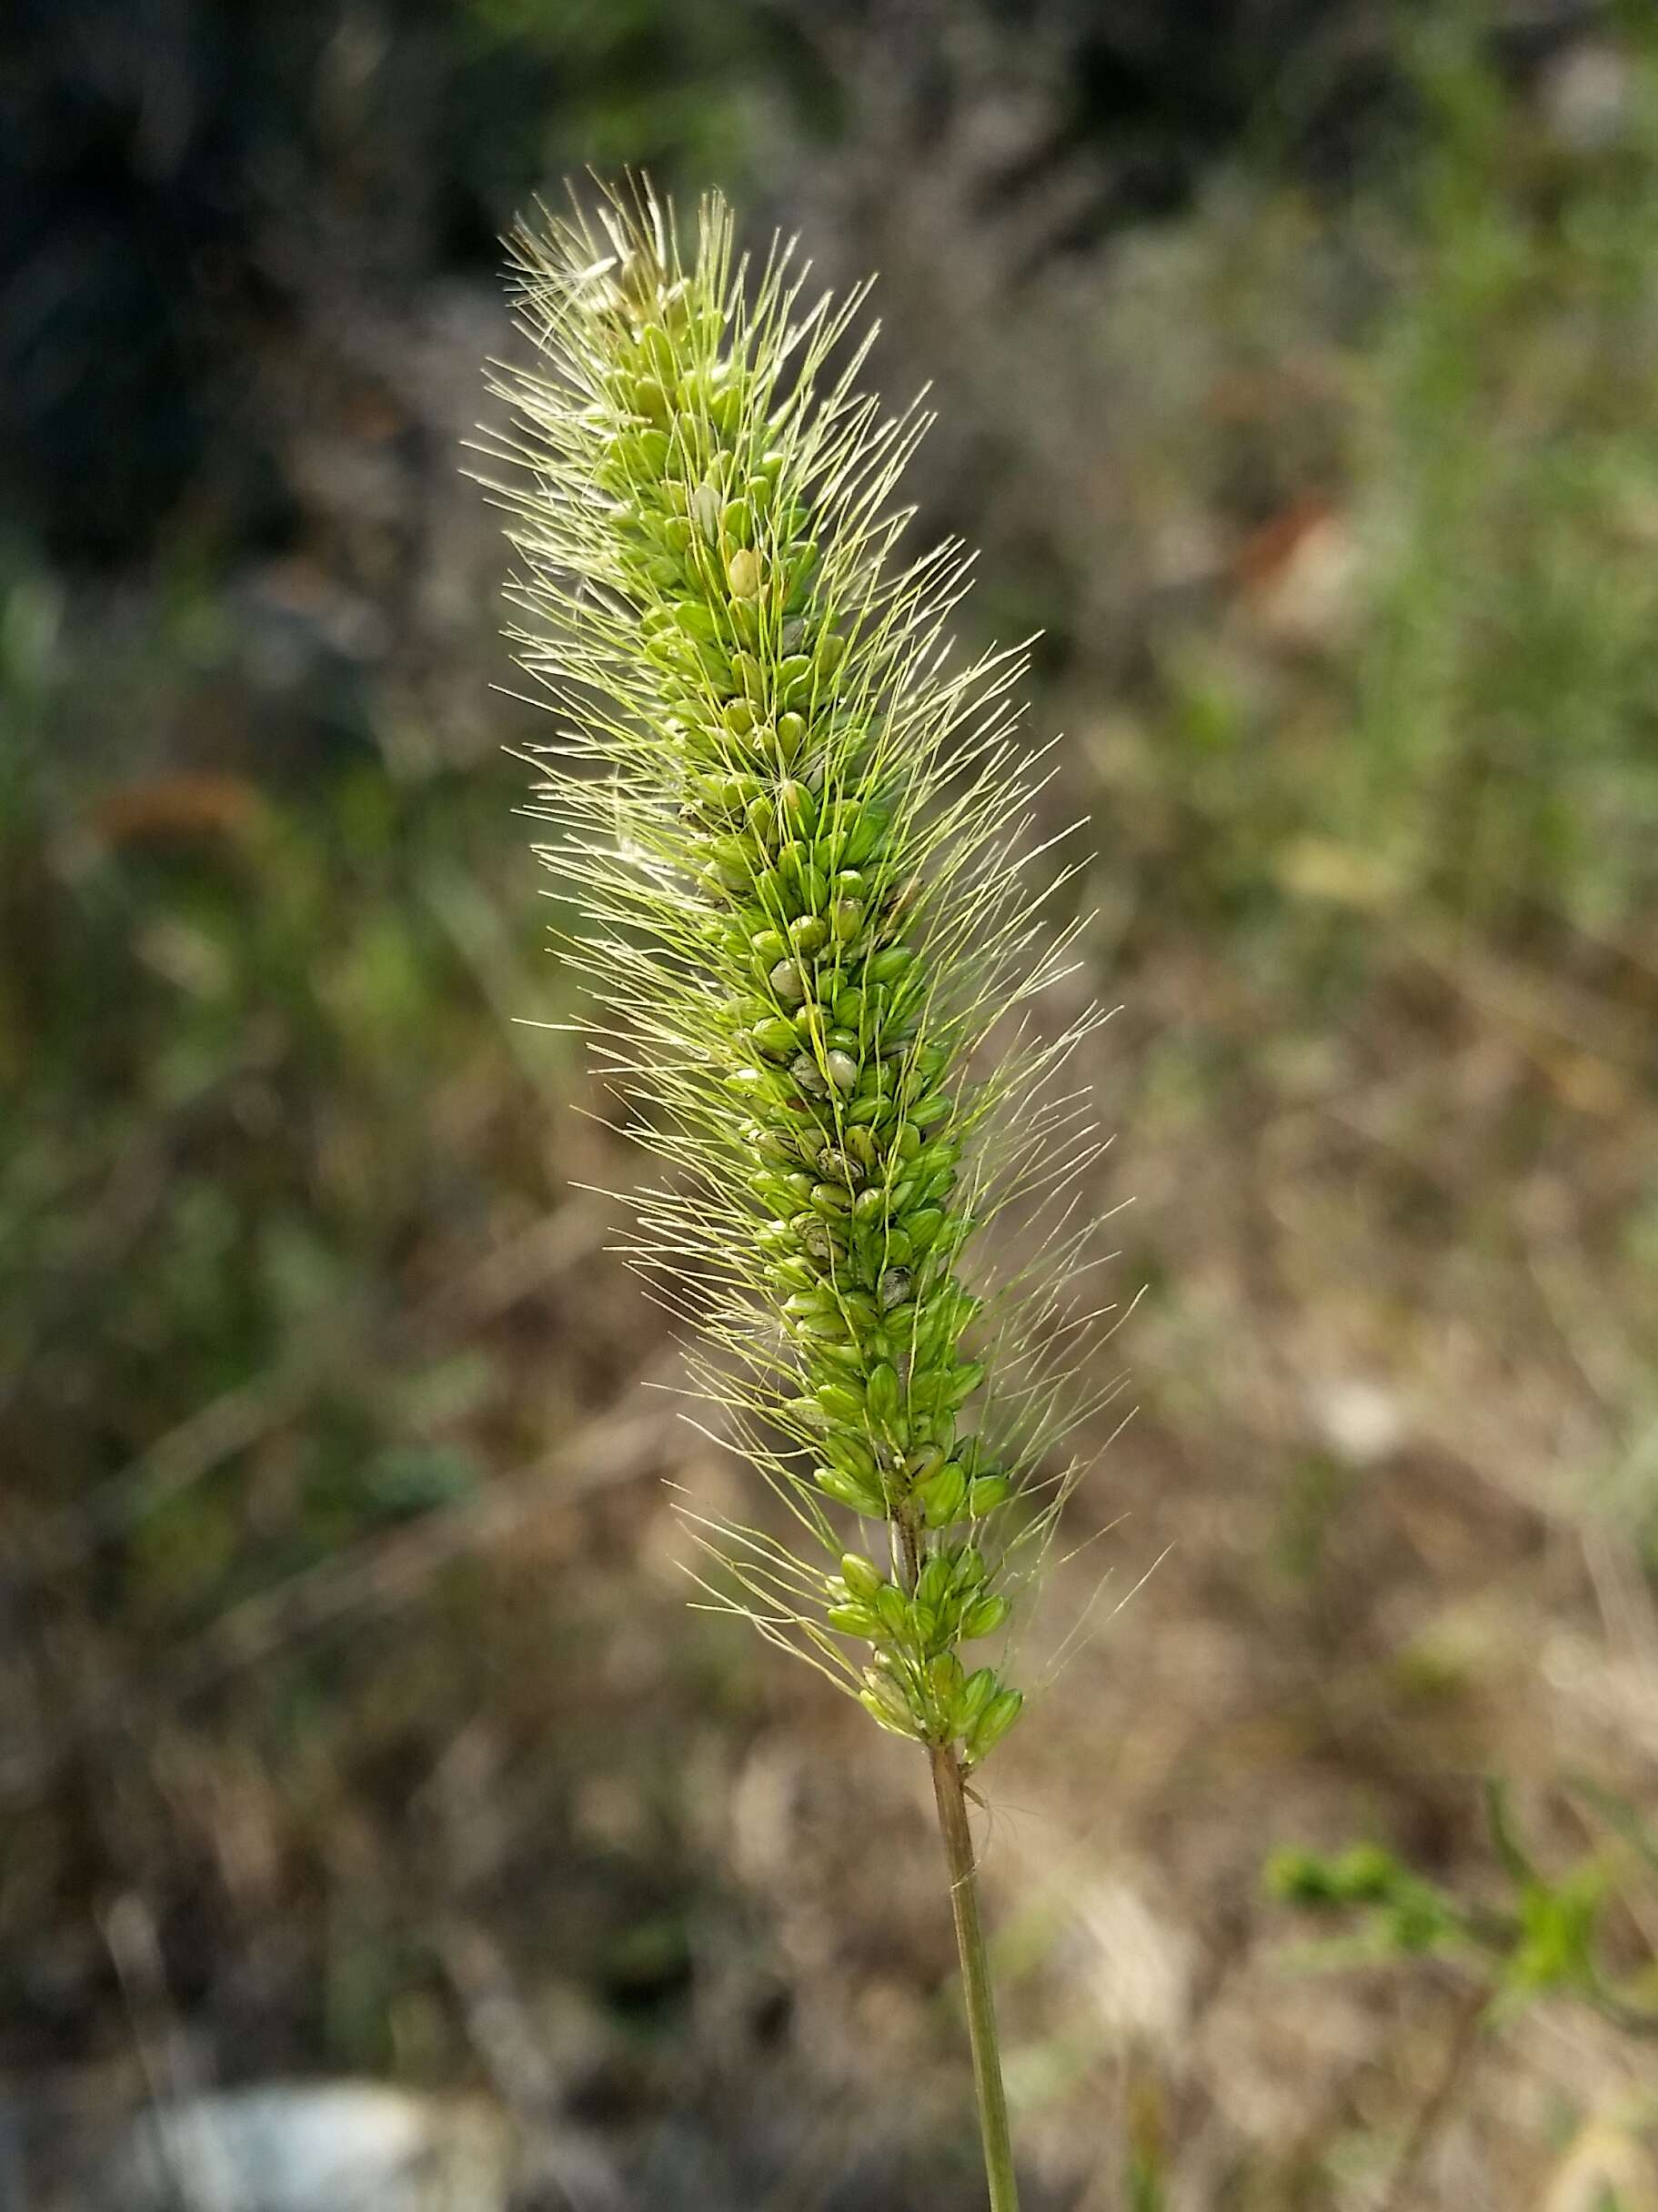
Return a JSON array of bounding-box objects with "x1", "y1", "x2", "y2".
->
[{"x1": 929, "y1": 1741, "x2": 1020, "y2": 2211}]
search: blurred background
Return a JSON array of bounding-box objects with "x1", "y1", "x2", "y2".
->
[{"x1": 5, "y1": 2, "x2": 1658, "y2": 2206}]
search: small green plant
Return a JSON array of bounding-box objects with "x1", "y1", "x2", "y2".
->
[
  {"x1": 1269, "y1": 1779, "x2": 1658, "y2": 2035},
  {"x1": 483, "y1": 178, "x2": 1112, "y2": 2206},
  {"x1": 1269, "y1": 1780, "x2": 1658, "y2": 2202}
]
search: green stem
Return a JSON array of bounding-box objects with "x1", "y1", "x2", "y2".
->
[{"x1": 929, "y1": 1742, "x2": 1020, "y2": 2211}]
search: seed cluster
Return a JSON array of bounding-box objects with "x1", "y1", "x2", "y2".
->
[{"x1": 503, "y1": 200, "x2": 1040, "y2": 1768}]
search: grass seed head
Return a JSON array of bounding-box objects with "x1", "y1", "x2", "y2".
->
[{"x1": 485, "y1": 176, "x2": 1114, "y2": 1766}]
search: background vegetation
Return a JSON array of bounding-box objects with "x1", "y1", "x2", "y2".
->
[{"x1": 5, "y1": 2, "x2": 1658, "y2": 2204}]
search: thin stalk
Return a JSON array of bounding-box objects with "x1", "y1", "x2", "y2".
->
[{"x1": 929, "y1": 1742, "x2": 1020, "y2": 2211}]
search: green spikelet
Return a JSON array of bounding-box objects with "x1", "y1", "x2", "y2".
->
[{"x1": 482, "y1": 179, "x2": 1117, "y2": 1773}]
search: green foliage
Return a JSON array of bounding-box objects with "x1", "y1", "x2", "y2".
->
[
  {"x1": 456, "y1": 0, "x2": 788, "y2": 186},
  {"x1": 1267, "y1": 1780, "x2": 1658, "y2": 2037},
  {"x1": 1100, "y1": 23, "x2": 1658, "y2": 1009},
  {"x1": 1267, "y1": 1841, "x2": 1462, "y2": 1958},
  {"x1": 1348, "y1": 18, "x2": 1658, "y2": 951},
  {"x1": 0, "y1": 550, "x2": 555, "y2": 1686}
]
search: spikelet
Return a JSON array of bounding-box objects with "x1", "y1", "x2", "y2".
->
[{"x1": 482, "y1": 178, "x2": 1118, "y2": 1771}]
